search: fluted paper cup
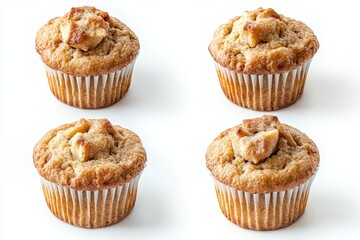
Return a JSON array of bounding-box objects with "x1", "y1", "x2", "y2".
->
[
  {"x1": 44, "y1": 57, "x2": 137, "y2": 109},
  {"x1": 40, "y1": 173, "x2": 142, "y2": 228},
  {"x1": 214, "y1": 58, "x2": 313, "y2": 111},
  {"x1": 211, "y1": 167, "x2": 318, "y2": 230}
]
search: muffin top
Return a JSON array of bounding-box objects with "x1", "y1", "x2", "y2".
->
[
  {"x1": 209, "y1": 8, "x2": 319, "y2": 74},
  {"x1": 206, "y1": 115, "x2": 319, "y2": 193},
  {"x1": 36, "y1": 6, "x2": 139, "y2": 76},
  {"x1": 33, "y1": 118, "x2": 146, "y2": 190}
]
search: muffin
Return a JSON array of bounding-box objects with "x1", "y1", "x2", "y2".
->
[
  {"x1": 209, "y1": 8, "x2": 319, "y2": 111},
  {"x1": 35, "y1": 6, "x2": 140, "y2": 109},
  {"x1": 33, "y1": 118, "x2": 147, "y2": 228},
  {"x1": 206, "y1": 115, "x2": 319, "y2": 230}
]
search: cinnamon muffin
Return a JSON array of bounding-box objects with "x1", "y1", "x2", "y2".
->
[
  {"x1": 33, "y1": 118, "x2": 147, "y2": 228},
  {"x1": 36, "y1": 6, "x2": 140, "y2": 109},
  {"x1": 206, "y1": 115, "x2": 319, "y2": 230},
  {"x1": 209, "y1": 8, "x2": 319, "y2": 110}
]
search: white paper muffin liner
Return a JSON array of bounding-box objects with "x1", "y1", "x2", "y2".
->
[
  {"x1": 45, "y1": 57, "x2": 137, "y2": 109},
  {"x1": 40, "y1": 173, "x2": 142, "y2": 228},
  {"x1": 211, "y1": 167, "x2": 318, "y2": 230},
  {"x1": 214, "y1": 58, "x2": 313, "y2": 111}
]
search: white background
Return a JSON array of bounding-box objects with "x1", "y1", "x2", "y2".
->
[{"x1": 0, "y1": 0, "x2": 359, "y2": 239}]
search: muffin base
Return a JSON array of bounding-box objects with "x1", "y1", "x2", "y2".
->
[
  {"x1": 45, "y1": 57, "x2": 137, "y2": 109},
  {"x1": 40, "y1": 174, "x2": 142, "y2": 228},
  {"x1": 212, "y1": 168, "x2": 318, "y2": 230},
  {"x1": 214, "y1": 59, "x2": 312, "y2": 111}
]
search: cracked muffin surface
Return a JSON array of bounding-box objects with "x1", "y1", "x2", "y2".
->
[
  {"x1": 35, "y1": 6, "x2": 139, "y2": 76},
  {"x1": 33, "y1": 118, "x2": 146, "y2": 190},
  {"x1": 206, "y1": 115, "x2": 319, "y2": 193},
  {"x1": 209, "y1": 8, "x2": 319, "y2": 74}
]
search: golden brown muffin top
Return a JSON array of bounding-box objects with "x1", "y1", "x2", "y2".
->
[
  {"x1": 206, "y1": 115, "x2": 319, "y2": 193},
  {"x1": 33, "y1": 118, "x2": 146, "y2": 190},
  {"x1": 209, "y1": 8, "x2": 319, "y2": 74},
  {"x1": 36, "y1": 6, "x2": 139, "y2": 76}
]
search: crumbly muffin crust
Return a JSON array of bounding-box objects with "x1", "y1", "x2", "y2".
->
[
  {"x1": 209, "y1": 8, "x2": 319, "y2": 74},
  {"x1": 206, "y1": 115, "x2": 319, "y2": 193},
  {"x1": 33, "y1": 118, "x2": 146, "y2": 190},
  {"x1": 36, "y1": 6, "x2": 140, "y2": 76}
]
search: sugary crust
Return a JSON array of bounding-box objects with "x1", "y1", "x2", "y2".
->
[
  {"x1": 35, "y1": 7, "x2": 139, "y2": 76},
  {"x1": 33, "y1": 119, "x2": 146, "y2": 190},
  {"x1": 206, "y1": 115, "x2": 320, "y2": 193},
  {"x1": 209, "y1": 8, "x2": 319, "y2": 74}
]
